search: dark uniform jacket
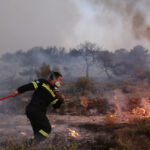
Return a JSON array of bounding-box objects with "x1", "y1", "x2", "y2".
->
[{"x1": 17, "y1": 79, "x2": 63, "y2": 113}]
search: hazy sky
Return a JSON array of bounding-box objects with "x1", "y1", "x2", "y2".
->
[{"x1": 0, "y1": 0, "x2": 150, "y2": 54}]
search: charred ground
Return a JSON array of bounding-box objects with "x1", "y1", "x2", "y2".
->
[{"x1": 1, "y1": 44, "x2": 150, "y2": 149}]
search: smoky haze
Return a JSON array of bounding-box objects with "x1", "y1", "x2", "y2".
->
[
  {"x1": 80, "y1": 0, "x2": 150, "y2": 50},
  {"x1": 0, "y1": 0, "x2": 80, "y2": 54},
  {"x1": 1, "y1": 0, "x2": 150, "y2": 54}
]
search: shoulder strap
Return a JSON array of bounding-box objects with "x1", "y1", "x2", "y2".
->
[{"x1": 42, "y1": 83, "x2": 56, "y2": 98}]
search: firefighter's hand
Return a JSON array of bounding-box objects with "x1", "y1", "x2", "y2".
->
[
  {"x1": 12, "y1": 90, "x2": 20, "y2": 96},
  {"x1": 59, "y1": 93, "x2": 65, "y2": 99},
  {"x1": 56, "y1": 109, "x2": 60, "y2": 113}
]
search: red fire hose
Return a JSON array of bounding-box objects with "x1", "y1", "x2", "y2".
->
[{"x1": 0, "y1": 93, "x2": 18, "y2": 101}]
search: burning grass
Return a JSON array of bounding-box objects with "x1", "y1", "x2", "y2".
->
[
  {"x1": 74, "y1": 118, "x2": 150, "y2": 150},
  {"x1": 110, "y1": 118, "x2": 150, "y2": 150},
  {"x1": 2, "y1": 80, "x2": 150, "y2": 149},
  {"x1": 1, "y1": 116, "x2": 150, "y2": 150}
]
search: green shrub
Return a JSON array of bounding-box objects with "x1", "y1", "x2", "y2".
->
[
  {"x1": 36, "y1": 62, "x2": 51, "y2": 78},
  {"x1": 75, "y1": 77, "x2": 91, "y2": 95}
]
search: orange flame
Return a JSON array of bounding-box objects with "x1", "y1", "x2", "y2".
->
[
  {"x1": 67, "y1": 128, "x2": 80, "y2": 138},
  {"x1": 20, "y1": 132, "x2": 26, "y2": 136},
  {"x1": 52, "y1": 124, "x2": 56, "y2": 128},
  {"x1": 105, "y1": 113, "x2": 117, "y2": 124},
  {"x1": 132, "y1": 107, "x2": 146, "y2": 115}
]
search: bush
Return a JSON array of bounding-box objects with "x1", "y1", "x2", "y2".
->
[
  {"x1": 137, "y1": 70, "x2": 150, "y2": 81},
  {"x1": 112, "y1": 118, "x2": 150, "y2": 150},
  {"x1": 75, "y1": 77, "x2": 91, "y2": 95},
  {"x1": 36, "y1": 62, "x2": 51, "y2": 78}
]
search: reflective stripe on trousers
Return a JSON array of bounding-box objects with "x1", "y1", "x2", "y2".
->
[{"x1": 39, "y1": 129, "x2": 49, "y2": 137}]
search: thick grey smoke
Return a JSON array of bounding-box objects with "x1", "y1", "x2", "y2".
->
[
  {"x1": 132, "y1": 11, "x2": 150, "y2": 42},
  {"x1": 1, "y1": 0, "x2": 150, "y2": 54},
  {"x1": 82, "y1": 0, "x2": 150, "y2": 50},
  {"x1": 0, "y1": 0, "x2": 80, "y2": 54}
]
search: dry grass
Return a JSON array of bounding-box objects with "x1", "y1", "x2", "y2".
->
[
  {"x1": 111, "y1": 118, "x2": 150, "y2": 150},
  {"x1": 4, "y1": 140, "x2": 79, "y2": 150}
]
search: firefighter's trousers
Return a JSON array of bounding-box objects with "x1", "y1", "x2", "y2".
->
[{"x1": 26, "y1": 106, "x2": 51, "y2": 143}]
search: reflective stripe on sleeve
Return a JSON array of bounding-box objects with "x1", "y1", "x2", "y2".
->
[
  {"x1": 39, "y1": 129, "x2": 49, "y2": 137},
  {"x1": 42, "y1": 83, "x2": 55, "y2": 97},
  {"x1": 32, "y1": 81, "x2": 38, "y2": 90},
  {"x1": 51, "y1": 99, "x2": 59, "y2": 105}
]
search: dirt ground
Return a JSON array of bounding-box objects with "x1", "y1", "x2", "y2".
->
[{"x1": 0, "y1": 113, "x2": 108, "y2": 149}]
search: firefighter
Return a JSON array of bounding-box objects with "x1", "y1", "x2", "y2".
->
[{"x1": 13, "y1": 72, "x2": 64, "y2": 145}]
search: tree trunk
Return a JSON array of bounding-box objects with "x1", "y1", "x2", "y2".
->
[
  {"x1": 104, "y1": 67, "x2": 112, "y2": 79},
  {"x1": 86, "y1": 65, "x2": 89, "y2": 78}
]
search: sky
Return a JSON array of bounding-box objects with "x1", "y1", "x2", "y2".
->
[{"x1": 0, "y1": 0, "x2": 150, "y2": 54}]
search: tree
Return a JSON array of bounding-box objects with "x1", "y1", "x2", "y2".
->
[
  {"x1": 36, "y1": 62, "x2": 51, "y2": 78},
  {"x1": 111, "y1": 49, "x2": 131, "y2": 76},
  {"x1": 79, "y1": 41, "x2": 98, "y2": 78},
  {"x1": 97, "y1": 51, "x2": 113, "y2": 79},
  {"x1": 128, "y1": 45, "x2": 149, "y2": 75},
  {"x1": 69, "y1": 49, "x2": 81, "y2": 57},
  {"x1": 75, "y1": 77, "x2": 91, "y2": 95},
  {"x1": 52, "y1": 65, "x2": 60, "y2": 72},
  {"x1": 111, "y1": 46, "x2": 149, "y2": 78}
]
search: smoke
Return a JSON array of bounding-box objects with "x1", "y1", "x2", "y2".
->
[
  {"x1": 82, "y1": 0, "x2": 150, "y2": 50},
  {"x1": 105, "y1": 89, "x2": 128, "y2": 118},
  {"x1": 132, "y1": 11, "x2": 150, "y2": 42},
  {"x1": 140, "y1": 97, "x2": 150, "y2": 115},
  {"x1": 0, "y1": 0, "x2": 81, "y2": 54},
  {"x1": 1, "y1": 0, "x2": 150, "y2": 53}
]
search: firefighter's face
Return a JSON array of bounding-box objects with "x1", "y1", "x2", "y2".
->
[
  {"x1": 55, "y1": 76, "x2": 62, "y2": 88},
  {"x1": 57, "y1": 76, "x2": 62, "y2": 83}
]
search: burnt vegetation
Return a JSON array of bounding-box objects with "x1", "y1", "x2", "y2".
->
[{"x1": 1, "y1": 42, "x2": 150, "y2": 149}]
